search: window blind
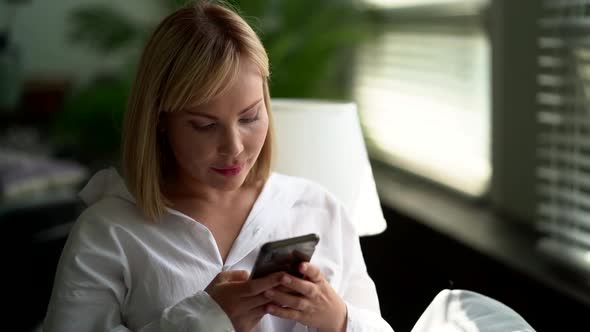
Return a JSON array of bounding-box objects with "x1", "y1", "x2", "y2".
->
[
  {"x1": 353, "y1": 1, "x2": 491, "y2": 197},
  {"x1": 536, "y1": 0, "x2": 590, "y2": 275}
]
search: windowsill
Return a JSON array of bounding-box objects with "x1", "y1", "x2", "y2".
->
[{"x1": 372, "y1": 162, "x2": 590, "y2": 308}]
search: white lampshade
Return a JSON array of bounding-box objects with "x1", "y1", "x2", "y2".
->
[{"x1": 271, "y1": 99, "x2": 387, "y2": 236}]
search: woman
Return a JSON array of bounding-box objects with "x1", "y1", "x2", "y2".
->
[{"x1": 43, "y1": 1, "x2": 393, "y2": 331}]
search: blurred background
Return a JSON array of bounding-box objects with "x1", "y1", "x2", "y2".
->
[{"x1": 1, "y1": 0, "x2": 588, "y2": 331}]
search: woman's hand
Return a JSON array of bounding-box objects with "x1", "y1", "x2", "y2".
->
[
  {"x1": 205, "y1": 270, "x2": 284, "y2": 332},
  {"x1": 263, "y1": 263, "x2": 348, "y2": 332}
]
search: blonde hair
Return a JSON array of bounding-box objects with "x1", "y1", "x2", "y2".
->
[{"x1": 122, "y1": 0, "x2": 273, "y2": 222}]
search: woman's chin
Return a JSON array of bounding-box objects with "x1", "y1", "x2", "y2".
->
[{"x1": 208, "y1": 172, "x2": 248, "y2": 190}]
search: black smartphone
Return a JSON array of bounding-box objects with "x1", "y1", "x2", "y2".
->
[{"x1": 250, "y1": 233, "x2": 320, "y2": 279}]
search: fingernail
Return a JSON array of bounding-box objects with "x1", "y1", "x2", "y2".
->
[
  {"x1": 301, "y1": 263, "x2": 308, "y2": 272},
  {"x1": 282, "y1": 275, "x2": 291, "y2": 284}
]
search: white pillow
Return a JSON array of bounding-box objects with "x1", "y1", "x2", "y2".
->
[{"x1": 411, "y1": 289, "x2": 536, "y2": 332}]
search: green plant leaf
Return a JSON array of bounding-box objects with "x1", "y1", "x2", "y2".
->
[
  {"x1": 233, "y1": 0, "x2": 377, "y2": 99},
  {"x1": 51, "y1": 79, "x2": 130, "y2": 160}
]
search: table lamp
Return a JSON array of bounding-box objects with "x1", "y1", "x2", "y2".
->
[{"x1": 271, "y1": 99, "x2": 387, "y2": 236}]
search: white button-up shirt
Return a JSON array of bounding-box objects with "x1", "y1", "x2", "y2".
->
[{"x1": 43, "y1": 168, "x2": 393, "y2": 332}]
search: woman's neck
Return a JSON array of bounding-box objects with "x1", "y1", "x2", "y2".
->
[{"x1": 164, "y1": 173, "x2": 263, "y2": 208}]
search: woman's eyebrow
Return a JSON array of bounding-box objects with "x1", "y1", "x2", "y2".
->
[{"x1": 186, "y1": 98, "x2": 263, "y2": 119}]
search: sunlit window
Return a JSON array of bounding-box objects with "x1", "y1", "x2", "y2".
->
[{"x1": 354, "y1": 0, "x2": 490, "y2": 197}]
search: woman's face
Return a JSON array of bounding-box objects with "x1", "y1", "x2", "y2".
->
[{"x1": 162, "y1": 60, "x2": 269, "y2": 192}]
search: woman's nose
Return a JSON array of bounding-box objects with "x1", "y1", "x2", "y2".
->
[{"x1": 218, "y1": 126, "x2": 244, "y2": 156}]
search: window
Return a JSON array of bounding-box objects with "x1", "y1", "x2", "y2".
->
[
  {"x1": 536, "y1": 0, "x2": 590, "y2": 275},
  {"x1": 358, "y1": 0, "x2": 590, "y2": 277},
  {"x1": 354, "y1": 0, "x2": 490, "y2": 197}
]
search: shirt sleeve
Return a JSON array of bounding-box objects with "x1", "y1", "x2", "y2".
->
[
  {"x1": 336, "y1": 203, "x2": 394, "y2": 332},
  {"x1": 42, "y1": 212, "x2": 235, "y2": 332}
]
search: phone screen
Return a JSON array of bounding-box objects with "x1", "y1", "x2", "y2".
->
[{"x1": 250, "y1": 233, "x2": 320, "y2": 279}]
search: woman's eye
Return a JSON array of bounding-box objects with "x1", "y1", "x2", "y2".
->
[
  {"x1": 240, "y1": 116, "x2": 259, "y2": 124},
  {"x1": 191, "y1": 122, "x2": 216, "y2": 131}
]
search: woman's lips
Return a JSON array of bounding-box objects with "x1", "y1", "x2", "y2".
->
[{"x1": 211, "y1": 165, "x2": 243, "y2": 176}]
